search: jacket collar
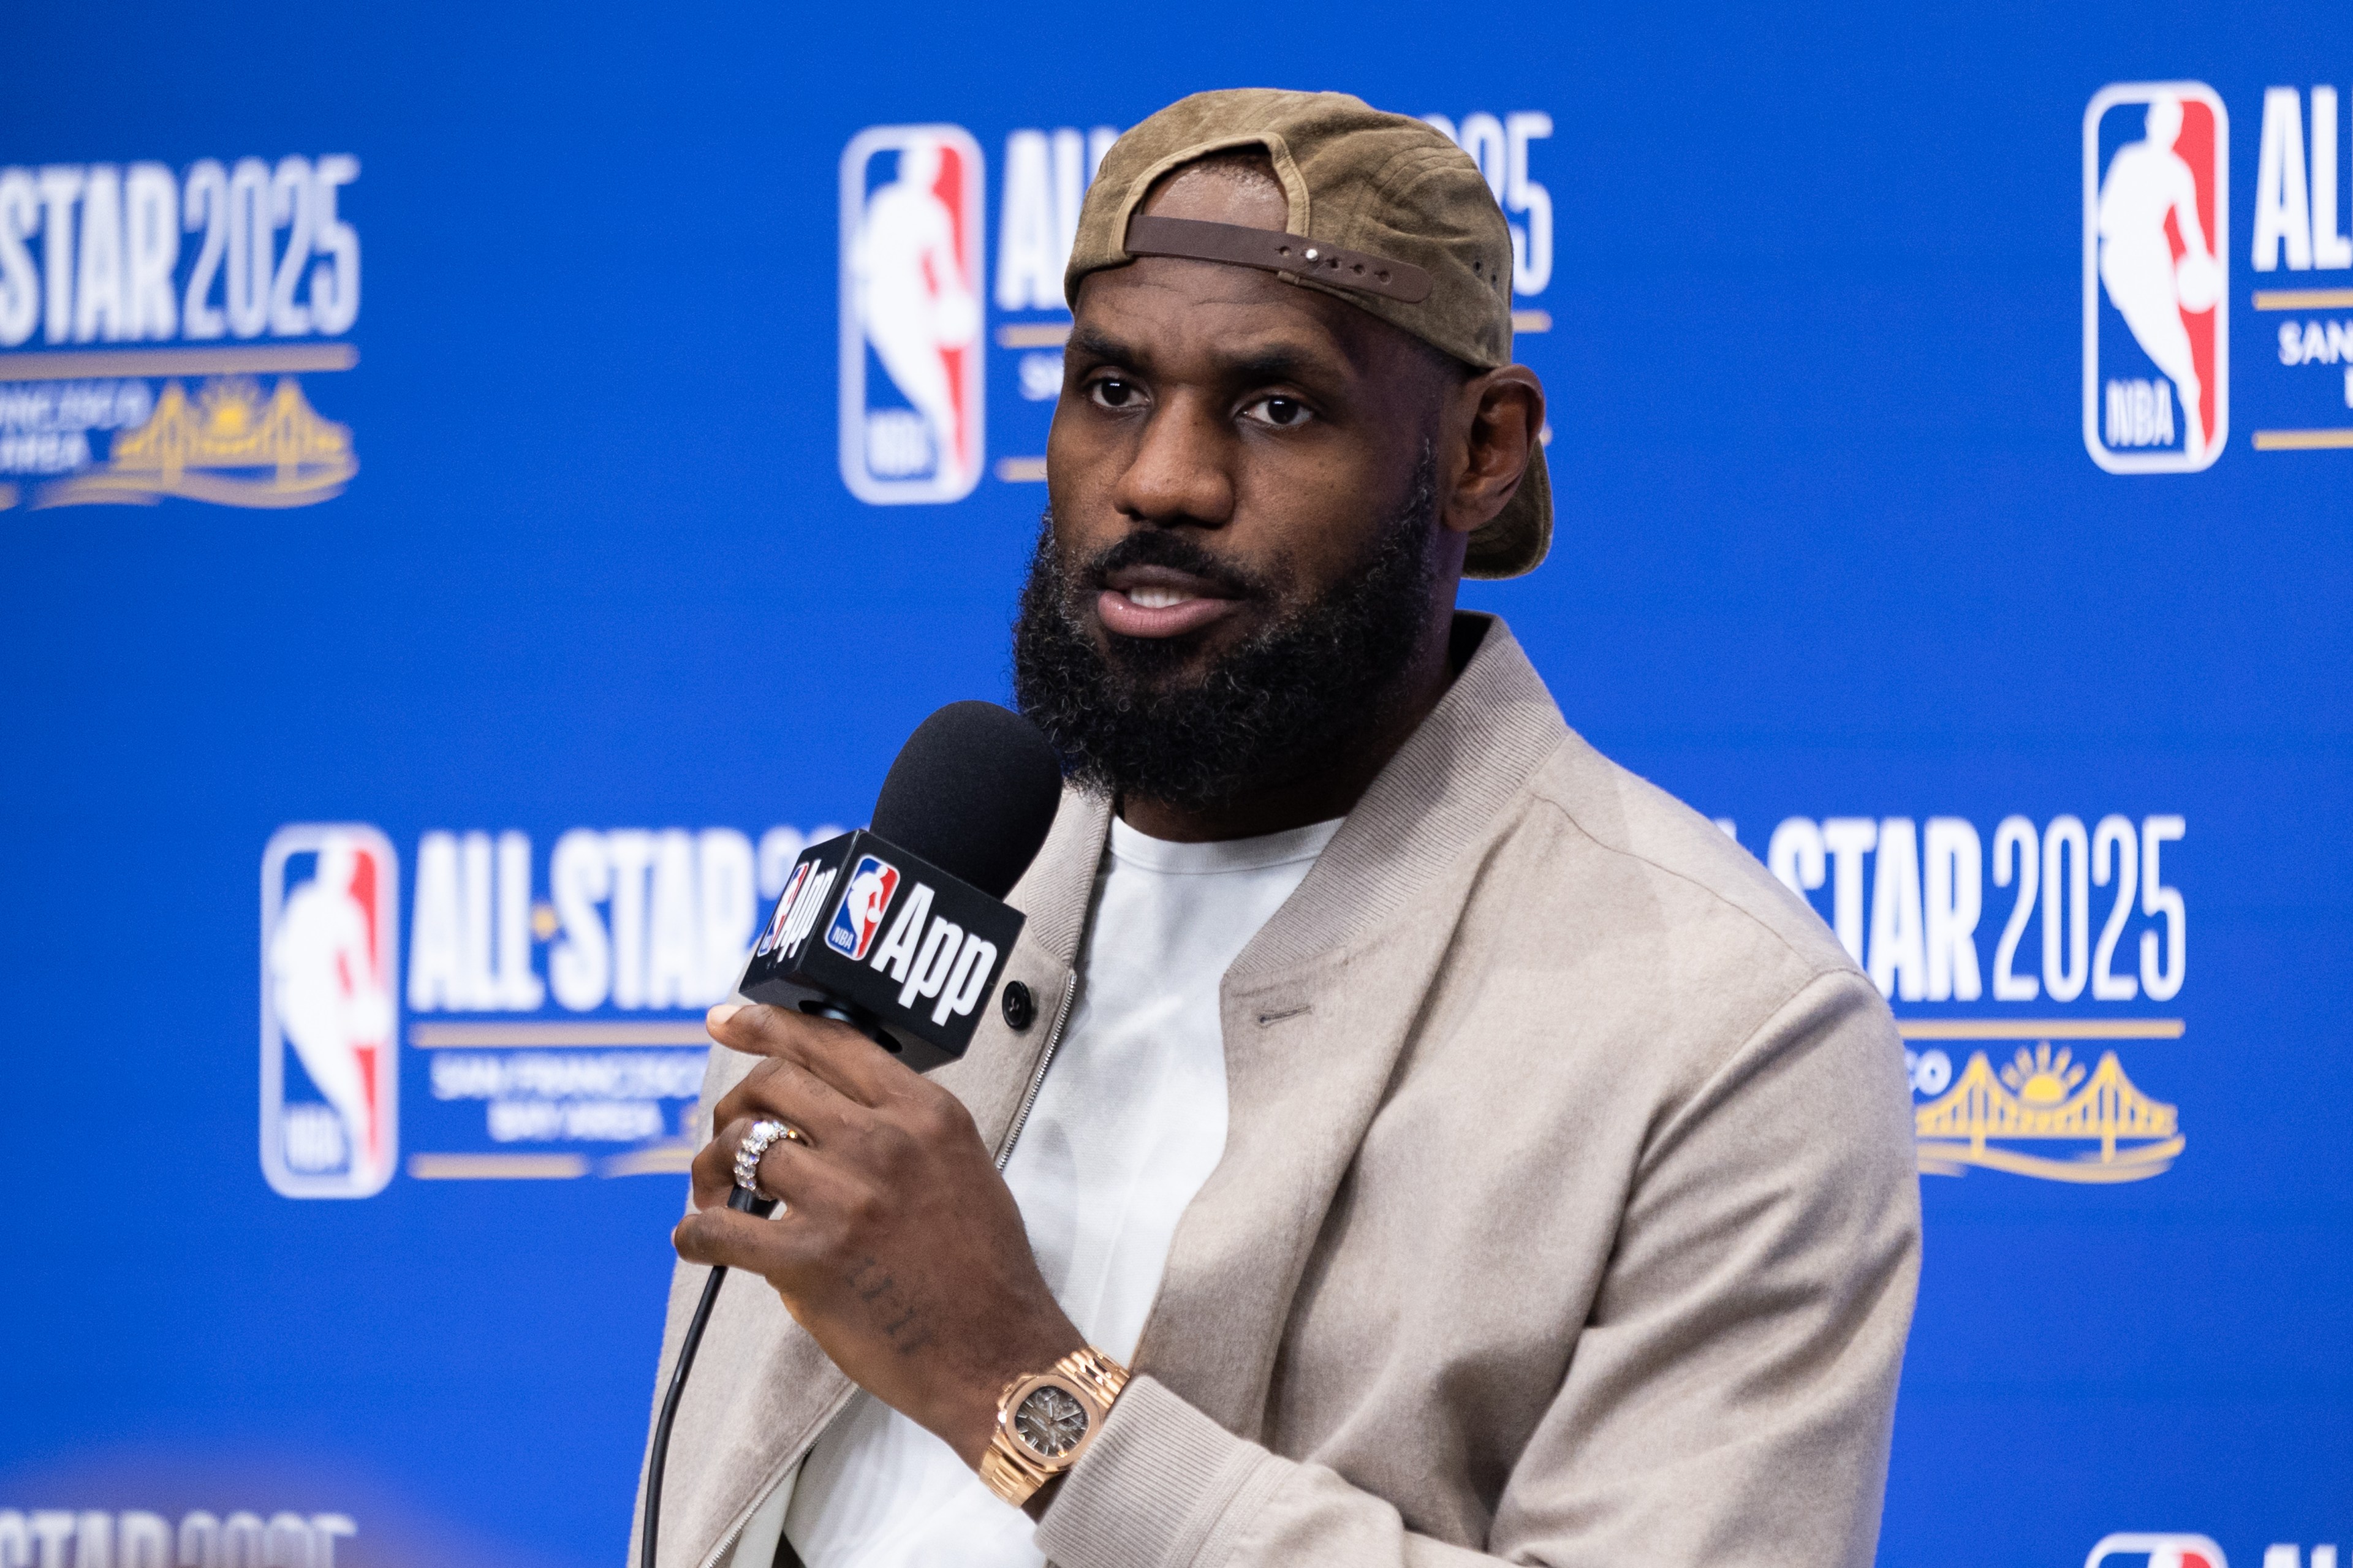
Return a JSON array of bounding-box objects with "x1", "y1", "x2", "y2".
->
[
  {"x1": 1006, "y1": 782, "x2": 1110, "y2": 969},
  {"x1": 1235, "y1": 612, "x2": 1566, "y2": 979}
]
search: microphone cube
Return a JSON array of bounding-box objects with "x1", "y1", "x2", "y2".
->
[{"x1": 736, "y1": 829, "x2": 1028, "y2": 1072}]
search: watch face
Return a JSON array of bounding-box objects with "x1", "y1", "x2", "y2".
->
[{"x1": 1013, "y1": 1382, "x2": 1089, "y2": 1459}]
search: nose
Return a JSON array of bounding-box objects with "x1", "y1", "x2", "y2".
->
[{"x1": 1112, "y1": 391, "x2": 1235, "y2": 530}]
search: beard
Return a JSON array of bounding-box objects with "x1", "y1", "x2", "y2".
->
[{"x1": 1010, "y1": 448, "x2": 1442, "y2": 812}]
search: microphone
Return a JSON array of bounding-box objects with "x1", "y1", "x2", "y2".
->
[
  {"x1": 639, "y1": 701, "x2": 1063, "y2": 1568},
  {"x1": 738, "y1": 699, "x2": 1064, "y2": 1071}
]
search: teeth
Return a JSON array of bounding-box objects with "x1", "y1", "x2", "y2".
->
[{"x1": 1126, "y1": 585, "x2": 1196, "y2": 610}]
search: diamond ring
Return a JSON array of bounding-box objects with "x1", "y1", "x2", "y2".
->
[{"x1": 733, "y1": 1119, "x2": 809, "y2": 1200}]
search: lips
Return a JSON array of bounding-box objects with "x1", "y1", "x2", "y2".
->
[{"x1": 1095, "y1": 564, "x2": 1242, "y2": 639}]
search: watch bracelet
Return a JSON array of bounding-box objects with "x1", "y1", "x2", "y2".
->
[
  {"x1": 979, "y1": 1346, "x2": 1131, "y2": 1506},
  {"x1": 979, "y1": 1439, "x2": 1052, "y2": 1504},
  {"x1": 1054, "y1": 1345, "x2": 1131, "y2": 1409}
]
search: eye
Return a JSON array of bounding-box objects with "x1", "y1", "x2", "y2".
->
[
  {"x1": 1242, "y1": 395, "x2": 1312, "y2": 429},
  {"x1": 1088, "y1": 376, "x2": 1145, "y2": 410}
]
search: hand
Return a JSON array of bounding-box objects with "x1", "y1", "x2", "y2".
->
[{"x1": 674, "y1": 1003, "x2": 1084, "y2": 1469}]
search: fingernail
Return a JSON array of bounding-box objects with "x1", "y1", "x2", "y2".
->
[{"x1": 707, "y1": 1004, "x2": 745, "y2": 1030}]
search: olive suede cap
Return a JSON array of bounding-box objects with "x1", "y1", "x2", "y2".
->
[{"x1": 1065, "y1": 87, "x2": 1552, "y2": 580}]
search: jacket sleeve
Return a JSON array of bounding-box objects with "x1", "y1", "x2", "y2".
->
[{"x1": 1033, "y1": 969, "x2": 1923, "y2": 1568}]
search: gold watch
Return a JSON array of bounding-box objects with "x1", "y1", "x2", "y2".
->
[{"x1": 978, "y1": 1346, "x2": 1130, "y2": 1507}]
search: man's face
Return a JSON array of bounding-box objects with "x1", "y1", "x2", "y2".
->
[
  {"x1": 1043, "y1": 165, "x2": 1457, "y2": 674},
  {"x1": 1014, "y1": 162, "x2": 1461, "y2": 809}
]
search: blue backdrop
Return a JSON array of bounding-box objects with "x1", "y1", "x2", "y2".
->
[{"x1": 3, "y1": 4, "x2": 2347, "y2": 1567}]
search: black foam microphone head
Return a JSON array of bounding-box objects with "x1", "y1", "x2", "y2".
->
[{"x1": 870, "y1": 701, "x2": 1064, "y2": 901}]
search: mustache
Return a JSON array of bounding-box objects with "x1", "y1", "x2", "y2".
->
[
  {"x1": 1011, "y1": 444, "x2": 1443, "y2": 811},
  {"x1": 1061, "y1": 526, "x2": 1276, "y2": 604}
]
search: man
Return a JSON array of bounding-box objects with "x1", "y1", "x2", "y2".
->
[{"x1": 640, "y1": 89, "x2": 1919, "y2": 1568}]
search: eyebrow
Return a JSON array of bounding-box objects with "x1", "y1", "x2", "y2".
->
[
  {"x1": 1067, "y1": 325, "x2": 1135, "y2": 365},
  {"x1": 1226, "y1": 346, "x2": 1319, "y2": 385},
  {"x1": 1066, "y1": 325, "x2": 1333, "y2": 389}
]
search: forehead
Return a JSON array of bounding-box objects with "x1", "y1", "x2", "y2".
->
[{"x1": 1071, "y1": 254, "x2": 1384, "y2": 373}]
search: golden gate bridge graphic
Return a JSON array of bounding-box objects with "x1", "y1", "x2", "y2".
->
[
  {"x1": 40, "y1": 375, "x2": 356, "y2": 509},
  {"x1": 1914, "y1": 1040, "x2": 2181, "y2": 1183}
]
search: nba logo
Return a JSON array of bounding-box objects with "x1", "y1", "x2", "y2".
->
[
  {"x1": 2085, "y1": 1534, "x2": 2229, "y2": 1568},
  {"x1": 261, "y1": 824, "x2": 400, "y2": 1198},
  {"x1": 827, "y1": 854, "x2": 901, "y2": 960},
  {"x1": 841, "y1": 124, "x2": 986, "y2": 503},
  {"x1": 2085, "y1": 83, "x2": 2229, "y2": 472}
]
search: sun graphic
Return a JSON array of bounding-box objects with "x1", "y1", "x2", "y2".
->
[
  {"x1": 196, "y1": 376, "x2": 262, "y2": 438},
  {"x1": 2000, "y1": 1042, "x2": 2087, "y2": 1105}
]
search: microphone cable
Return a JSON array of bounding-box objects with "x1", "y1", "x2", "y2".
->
[
  {"x1": 641, "y1": 1182, "x2": 772, "y2": 1568},
  {"x1": 638, "y1": 1001, "x2": 884, "y2": 1568}
]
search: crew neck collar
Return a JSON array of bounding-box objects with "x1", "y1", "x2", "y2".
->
[{"x1": 1107, "y1": 813, "x2": 1343, "y2": 876}]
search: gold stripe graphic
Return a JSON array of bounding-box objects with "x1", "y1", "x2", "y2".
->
[
  {"x1": 604, "y1": 1143, "x2": 697, "y2": 1178},
  {"x1": 1511, "y1": 309, "x2": 1553, "y2": 333},
  {"x1": 2253, "y1": 428, "x2": 2353, "y2": 450},
  {"x1": 995, "y1": 456, "x2": 1049, "y2": 482},
  {"x1": 0, "y1": 343, "x2": 359, "y2": 380},
  {"x1": 1896, "y1": 1018, "x2": 2183, "y2": 1041},
  {"x1": 409, "y1": 1020, "x2": 713, "y2": 1048},
  {"x1": 407, "y1": 1153, "x2": 590, "y2": 1180},
  {"x1": 2252, "y1": 288, "x2": 2353, "y2": 310}
]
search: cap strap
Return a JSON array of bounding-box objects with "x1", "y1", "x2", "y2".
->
[{"x1": 1123, "y1": 215, "x2": 1433, "y2": 304}]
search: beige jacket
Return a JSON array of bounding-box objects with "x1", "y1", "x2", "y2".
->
[{"x1": 634, "y1": 615, "x2": 1921, "y2": 1568}]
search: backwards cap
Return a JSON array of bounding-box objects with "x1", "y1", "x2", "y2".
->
[{"x1": 1064, "y1": 87, "x2": 1550, "y2": 579}]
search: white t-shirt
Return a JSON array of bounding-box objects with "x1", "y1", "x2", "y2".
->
[{"x1": 724, "y1": 813, "x2": 1341, "y2": 1568}]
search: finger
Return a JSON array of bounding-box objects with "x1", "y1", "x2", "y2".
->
[
  {"x1": 673, "y1": 1156, "x2": 867, "y2": 1275},
  {"x1": 672, "y1": 1203, "x2": 801, "y2": 1276},
  {"x1": 708, "y1": 1002, "x2": 912, "y2": 1107},
  {"x1": 706, "y1": 1004, "x2": 884, "y2": 1103},
  {"x1": 691, "y1": 1114, "x2": 820, "y2": 1211},
  {"x1": 711, "y1": 1055, "x2": 863, "y2": 1146},
  {"x1": 747, "y1": 1125, "x2": 819, "y2": 1210},
  {"x1": 692, "y1": 1110, "x2": 823, "y2": 1208},
  {"x1": 690, "y1": 1116, "x2": 749, "y2": 1209}
]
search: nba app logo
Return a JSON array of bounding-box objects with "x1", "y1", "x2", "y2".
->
[
  {"x1": 260, "y1": 825, "x2": 400, "y2": 1198},
  {"x1": 754, "y1": 860, "x2": 813, "y2": 957},
  {"x1": 841, "y1": 124, "x2": 985, "y2": 503},
  {"x1": 827, "y1": 855, "x2": 901, "y2": 961},
  {"x1": 2085, "y1": 83, "x2": 2229, "y2": 472},
  {"x1": 2085, "y1": 1534, "x2": 2229, "y2": 1568}
]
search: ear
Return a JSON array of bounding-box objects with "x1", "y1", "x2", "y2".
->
[{"x1": 1439, "y1": 366, "x2": 1545, "y2": 539}]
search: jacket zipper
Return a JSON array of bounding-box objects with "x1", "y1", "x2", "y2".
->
[
  {"x1": 996, "y1": 970, "x2": 1078, "y2": 1171},
  {"x1": 693, "y1": 1509, "x2": 753, "y2": 1568}
]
